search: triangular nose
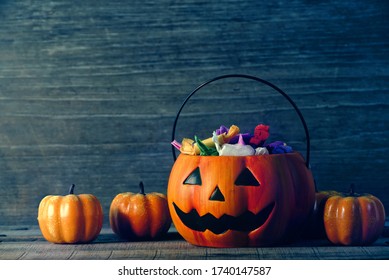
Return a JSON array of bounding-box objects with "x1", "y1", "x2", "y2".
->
[{"x1": 209, "y1": 186, "x2": 225, "y2": 201}]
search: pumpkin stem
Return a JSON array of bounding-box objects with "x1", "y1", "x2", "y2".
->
[
  {"x1": 139, "y1": 181, "x2": 146, "y2": 195},
  {"x1": 69, "y1": 184, "x2": 75, "y2": 195}
]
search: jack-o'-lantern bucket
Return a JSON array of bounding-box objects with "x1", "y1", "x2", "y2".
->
[{"x1": 167, "y1": 74, "x2": 315, "y2": 247}]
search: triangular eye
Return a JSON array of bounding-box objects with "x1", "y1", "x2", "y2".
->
[
  {"x1": 235, "y1": 168, "x2": 260, "y2": 186},
  {"x1": 209, "y1": 186, "x2": 225, "y2": 201},
  {"x1": 183, "y1": 167, "x2": 202, "y2": 185}
]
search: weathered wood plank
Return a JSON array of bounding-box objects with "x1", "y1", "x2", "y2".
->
[{"x1": 1, "y1": 227, "x2": 388, "y2": 260}]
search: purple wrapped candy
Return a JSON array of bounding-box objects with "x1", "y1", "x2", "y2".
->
[
  {"x1": 266, "y1": 141, "x2": 293, "y2": 154},
  {"x1": 216, "y1": 125, "x2": 252, "y2": 144},
  {"x1": 216, "y1": 125, "x2": 229, "y2": 135},
  {"x1": 229, "y1": 133, "x2": 252, "y2": 144}
]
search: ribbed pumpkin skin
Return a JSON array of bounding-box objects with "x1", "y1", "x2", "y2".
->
[
  {"x1": 37, "y1": 194, "x2": 103, "y2": 244},
  {"x1": 167, "y1": 153, "x2": 315, "y2": 247},
  {"x1": 324, "y1": 194, "x2": 386, "y2": 245},
  {"x1": 303, "y1": 190, "x2": 341, "y2": 238},
  {"x1": 109, "y1": 192, "x2": 171, "y2": 240}
]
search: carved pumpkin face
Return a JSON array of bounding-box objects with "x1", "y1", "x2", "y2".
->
[{"x1": 167, "y1": 153, "x2": 315, "y2": 247}]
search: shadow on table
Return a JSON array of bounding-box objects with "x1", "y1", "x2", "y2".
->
[{"x1": 94, "y1": 231, "x2": 184, "y2": 244}]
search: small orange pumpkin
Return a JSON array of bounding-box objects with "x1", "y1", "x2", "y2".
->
[
  {"x1": 324, "y1": 185, "x2": 386, "y2": 245},
  {"x1": 109, "y1": 182, "x2": 171, "y2": 240},
  {"x1": 37, "y1": 184, "x2": 103, "y2": 244},
  {"x1": 303, "y1": 190, "x2": 340, "y2": 239}
]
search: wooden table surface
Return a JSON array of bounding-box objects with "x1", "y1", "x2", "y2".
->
[{"x1": 1, "y1": 225, "x2": 389, "y2": 260}]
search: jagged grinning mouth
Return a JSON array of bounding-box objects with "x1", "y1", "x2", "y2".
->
[{"x1": 173, "y1": 202, "x2": 275, "y2": 234}]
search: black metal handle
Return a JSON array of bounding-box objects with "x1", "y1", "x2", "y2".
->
[{"x1": 171, "y1": 74, "x2": 311, "y2": 168}]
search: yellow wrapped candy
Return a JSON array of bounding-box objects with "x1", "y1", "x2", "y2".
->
[{"x1": 180, "y1": 125, "x2": 240, "y2": 155}]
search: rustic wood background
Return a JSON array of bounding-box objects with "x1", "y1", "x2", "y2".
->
[{"x1": 0, "y1": 0, "x2": 388, "y2": 226}]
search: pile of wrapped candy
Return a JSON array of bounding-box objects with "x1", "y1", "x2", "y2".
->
[{"x1": 171, "y1": 124, "x2": 293, "y2": 156}]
